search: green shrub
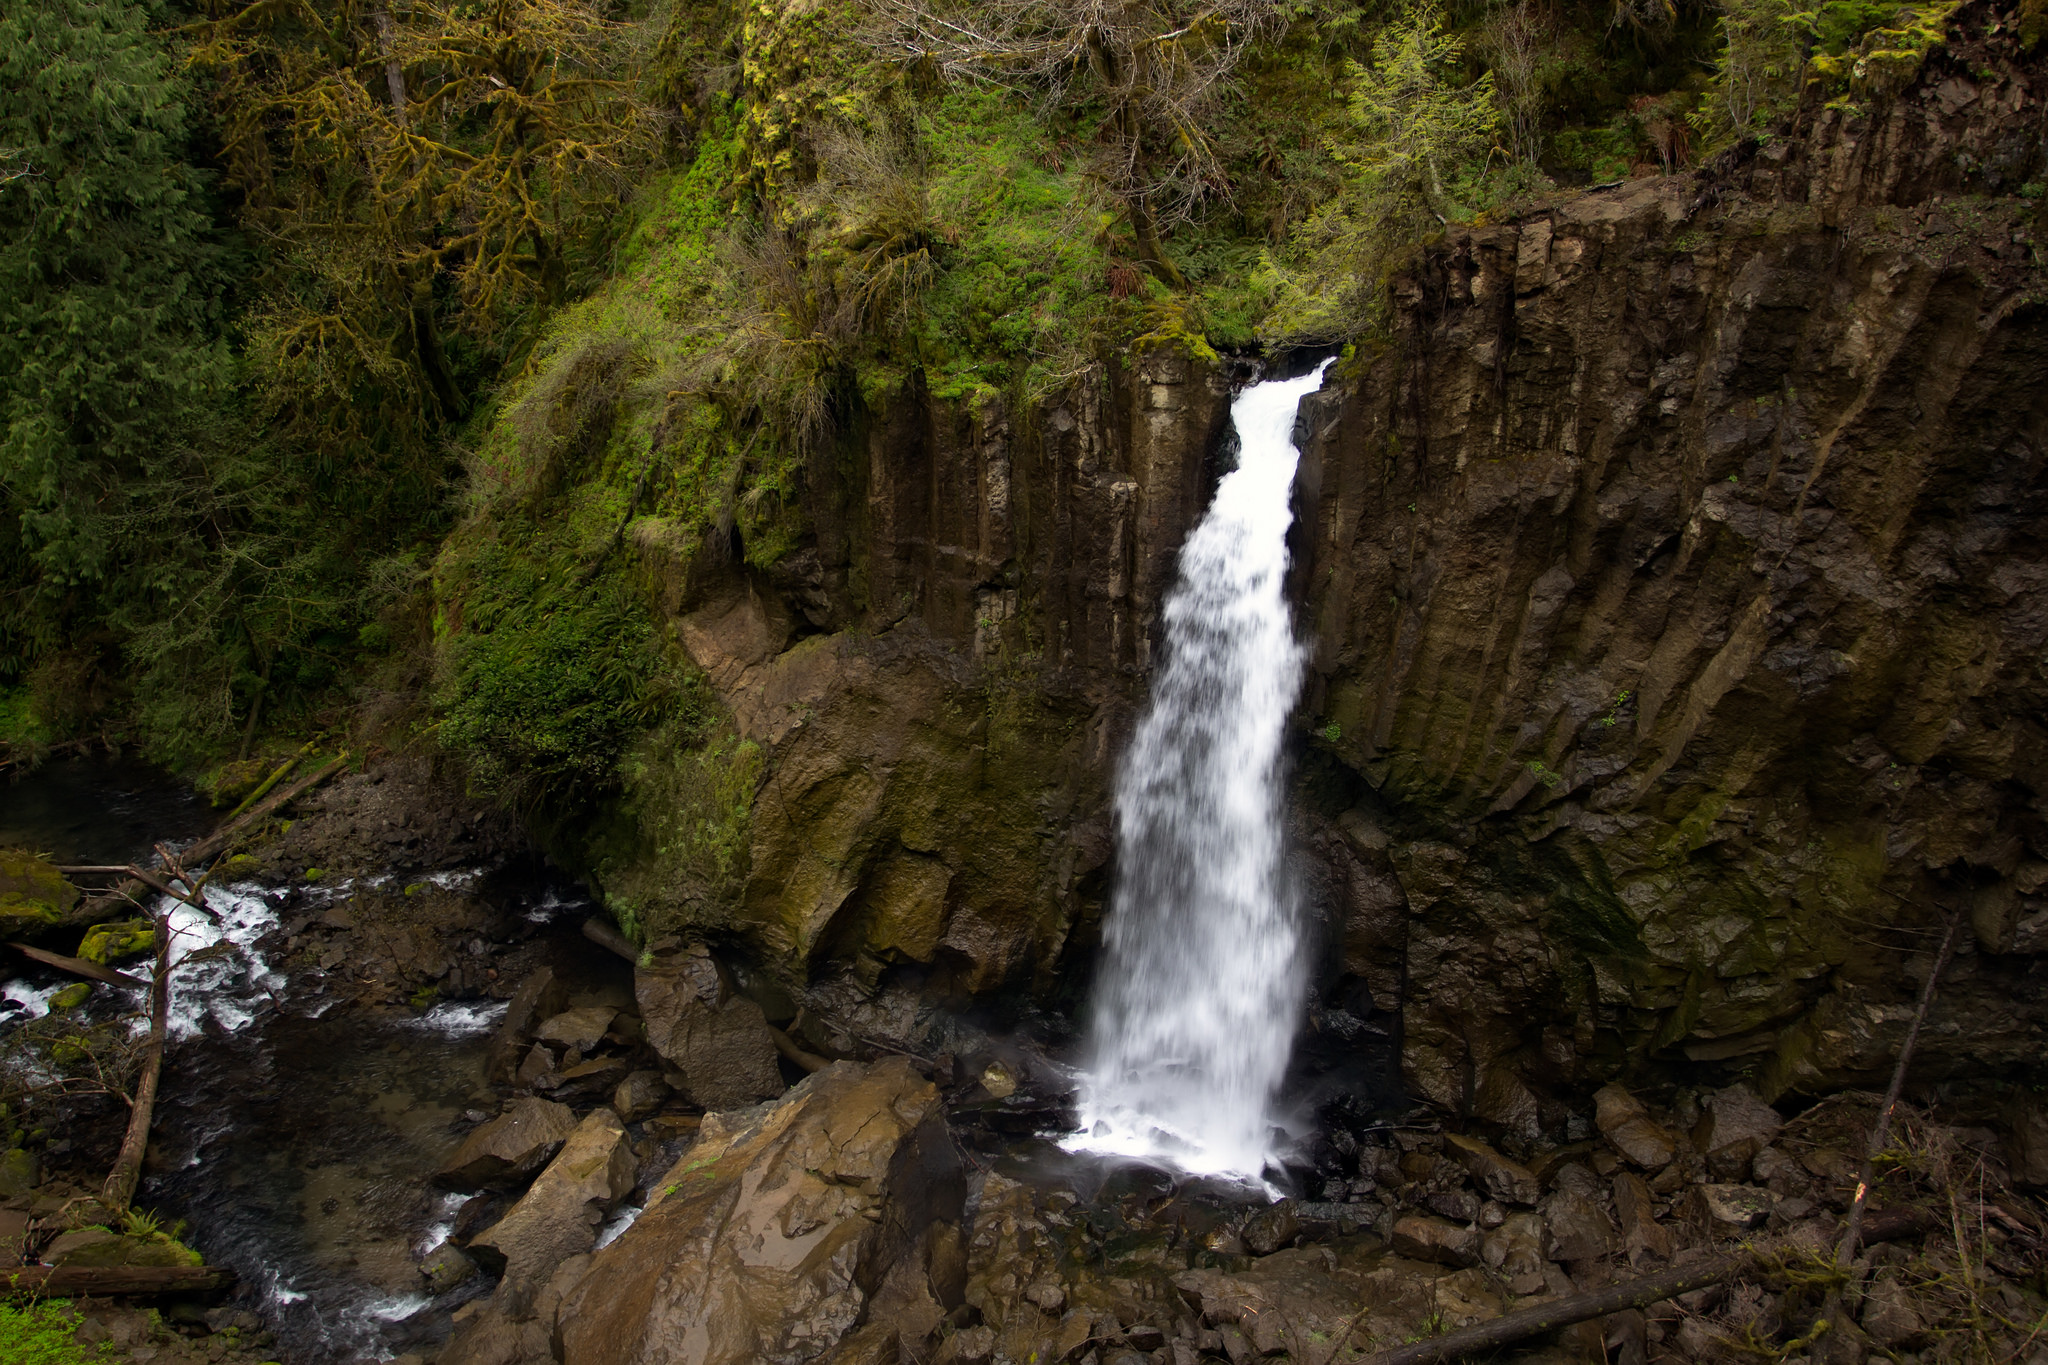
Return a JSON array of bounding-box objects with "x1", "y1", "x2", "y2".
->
[{"x1": 0, "y1": 1299, "x2": 117, "y2": 1363}]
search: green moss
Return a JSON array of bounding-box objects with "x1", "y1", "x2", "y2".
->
[
  {"x1": 48, "y1": 982, "x2": 91, "y2": 1011},
  {"x1": 912, "y1": 89, "x2": 1115, "y2": 401},
  {"x1": 0, "y1": 850, "x2": 75, "y2": 935},
  {"x1": 589, "y1": 719, "x2": 762, "y2": 943},
  {"x1": 0, "y1": 1299, "x2": 120, "y2": 1362},
  {"x1": 434, "y1": 524, "x2": 673, "y2": 805},
  {"x1": 78, "y1": 920, "x2": 153, "y2": 966}
]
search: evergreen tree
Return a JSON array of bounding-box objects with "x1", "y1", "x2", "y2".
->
[{"x1": 0, "y1": 0, "x2": 230, "y2": 700}]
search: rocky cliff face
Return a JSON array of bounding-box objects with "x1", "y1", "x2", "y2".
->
[
  {"x1": 655, "y1": 351, "x2": 1233, "y2": 1001},
  {"x1": 635, "y1": 0, "x2": 2048, "y2": 1128},
  {"x1": 1291, "y1": 0, "x2": 2048, "y2": 1132}
]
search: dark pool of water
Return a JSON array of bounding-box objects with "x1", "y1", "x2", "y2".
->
[{"x1": 0, "y1": 754, "x2": 214, "y2": 866}]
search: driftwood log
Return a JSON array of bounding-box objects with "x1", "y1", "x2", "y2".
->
[
  {"x1": 2, "y1": 1264, "x2": 234, "y2": 1297},
  {"x1": 5, "y1": 943, "x2": 144, "y2": 989}
]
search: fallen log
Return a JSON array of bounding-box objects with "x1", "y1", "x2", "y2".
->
[
  {"x1": 768, "y1": 1023, "x2": 829, "y2": 1074},
  {"x1": 1355, "y1": 1255, "x2": 1750, "y2": 1365},
  {"x1": 581, "y1": 918, "x2": 638, "y2": 963},
  {"x1": 2, "y1": 1263, "x2": 234, "y2": 1297},
  {"x1": 71, "y1": 755, "x2": 347, "y2": 923},
  {"x1": 101, "y1": 908, "x2": 175, "y2": 1214},
  {"x1": 6, "y1": 943, "x2": 145, "y2": 990},
  {"x1": 222, "y1": 742, "x2": 313, "y2": 822}
]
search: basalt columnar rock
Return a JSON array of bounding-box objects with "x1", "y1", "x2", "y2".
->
[{"x1": 1290, "y1": 0, "x2": 2048, "y2": 1126}]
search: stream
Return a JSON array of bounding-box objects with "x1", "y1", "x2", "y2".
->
[{"x1": 0, "y1": 757, "x2": 624, "y2": 1363}]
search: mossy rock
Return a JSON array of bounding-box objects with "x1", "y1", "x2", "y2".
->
[
  {"x1": 49, "y1": 982, "x2": 91, "y2": 1011},
  {"x1": 0, "y1": 848, "x2": 76, "y2": 935},
  {"x1": 0, "y1": 1147, "x2": 36, "y2": 1197},
  {"x1": 203, "y1": 757, "x2": 272, "y2": 809},
  {"x1": 79, "y1": 918, "x2": 155, "y2": 965}
]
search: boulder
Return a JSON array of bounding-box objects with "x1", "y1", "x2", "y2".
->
[
  {"x1": 554, "y1": 1057, "x2": 967, "y2": 1365},
  {"x1": 635, "y1": 944, "x2": 785, "y2": 1109},
  {"x1": 1241, "y1": 1200, "x2": 1300, "y2": 1255},
  {"x1": 2004, "y1": 1094, "x2": 2048, "y2": 1189},
  {"x1": 1481, "y1": 1212, "x2": 1548, "y2": 1295},
  {"x1": 1391, "y1": 1214, "x2": 1482, "y2": 1267},
  {"x1": 488, "y1": 967, "x2": 569, "y2": 1082},
  {"x1": 1593, "y1": 1085, "x2": 1676, "y2": 1171},
  {"x1": 438, "y1": 1098, "x2": 579, "y2": 1191},
  {"x1": 1695, "y1": 1086, "x2": 1783, "y2": 1180},
  {"x1": 468, "y1": 1107, "x2": 636, "y2": 1312},
  {"x1": 612, "y1": 1070, "x2": 671, "y2": 1122},
  {"x1": 1177, "y1": 1249, "x2": 1369, "y2": 1354},
  {"x1": 1444, "y1": 1133, "x2": 1540, "y2": 1205},
  {"x1": 0, "y1": 849, "x2": 74, "y2": 933},
  {"x1": 1691, "y1": 1183, "x2": 1772, "y2": 1234},
  {"x1": 535, "y1": 1007, "x2": 618, "y2": 1052},
  {"x1": 1540, "y1": 1190, "x2": 1617, "y2": 1263},
  {"x1": 421, "y1": 1242, "x2": 479, "y2": 1294},
  {"x1": 0, "y1": 1148, "x2": 38, "y2": 1197},
  {"x1": 1612, "y1": 1171, "x2": 1673, "y2": 1264},
  {"x1": 78, "y1": 919, "x2": 154, "y2": 965},
  {"x1": 1860, "y1": 1275, "x2": 1927, "y2": 1350}
]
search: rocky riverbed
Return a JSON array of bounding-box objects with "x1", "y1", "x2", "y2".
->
[{"x1": 4, "y1": 758, "x2": 2048, "y2": 1365}]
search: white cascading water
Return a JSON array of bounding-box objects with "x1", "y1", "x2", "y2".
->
[{"x1": 1067, "y1": 360, "x2": 1332, "y2": 1181}]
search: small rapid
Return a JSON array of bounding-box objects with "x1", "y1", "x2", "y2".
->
[{"x1": 1067, "y1": 360, "x2": 1331, "y2": 1181}]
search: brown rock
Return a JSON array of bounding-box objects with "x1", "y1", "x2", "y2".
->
[
  {"x1": 1540, "y1": 1190, "x2": 1616, "y2": 1263},
  {"x1": 1593, "y1": 1086, "x2": 1676, "y2": 1172},
  {"x1": 612, "y1": 1070, "x2": 671, "y2": 1122},
  {"x1": 1241, "y1": 1200, "x2": 1300, "y2": 1255},
  {"x1": 1482, "y1": 1212, "x2": 1548, "y2": 1295},
  {"x1": 1860, "y1": 1275, "x2": 1927, "y2": 1349},
  {"x1": 1695, "y1": 1086, "x2": 1783, "y2": 1181},
  {"x1": 1690, "y1": 1183, "x2": 1773, "y2": 1234},
  {"x1": 2004, "y1": 1094, "x2": 2048, "y2": 1189},
  {"x1": 635, "y1": 944, "x2": 785, "y2": 1109},
  {"x1": 534, "y1": 1007, "x2": 618, "y2": 1051},
  {"x1": 1611, "y1": 1172, "x2": 1673, "y2": 1264},
  {"x1": 1444, "y1": 1133, "x2": 1541, "y2": 1205},
  {"x1": 438, "y1": 1098, "x2": 579, "y2": 1192},
  {"x1": 468, "y1": 1107, "x2": 635, "y2": 1311},
  {"x1": 1391, "y1": 1214, "x2": 1483, "y2": 1267},
  {"x1": 553, "y1": 1058, "x2": 967, "y2": 1365},
  {"x1": 487, "y1": 966, "x2": 569, "y2": 1082}
]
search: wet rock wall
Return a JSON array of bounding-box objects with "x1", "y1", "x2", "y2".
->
[{"x1": 1290, "y1": 0, "x2": 2048, "y2": 1132}]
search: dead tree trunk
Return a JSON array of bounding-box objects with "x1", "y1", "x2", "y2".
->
[{"x1": 100, "y1": 910, "x2": 174, "y2": 1214}]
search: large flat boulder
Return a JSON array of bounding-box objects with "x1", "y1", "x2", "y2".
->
[
  {"x1": 635, "y1": 944, "x2": 784, "y2": 1109},
  {"x1": 437, "y1": 1098, "x2": 580, "y2": 1192},
  {"x1": 554, "y1": 1056, "x2": 966, "y2": 1365},
  {"x1": 468, "y1": 1107, "x2": 635, "y2": 1313}
]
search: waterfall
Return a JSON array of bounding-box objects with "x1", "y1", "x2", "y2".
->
[{"x1": 1067, "y1": 360, "x2": 1332, "y2": 1181}]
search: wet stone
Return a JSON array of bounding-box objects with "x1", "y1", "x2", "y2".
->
[
  {"x1": 1241, "y1": 1200, "x2": 1299, "y2": 1255},
  {"x1": 1391, "y1": 1213, "x2": 1482, "y2": 1267},
  {"x1": 1594, "y1": 1085, "x2": 1676, "y2": 1172}
]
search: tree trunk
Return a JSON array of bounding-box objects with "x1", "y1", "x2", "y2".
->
[
  {"x1": 100, "y1": 915, "x2": 172, "y2": 1213},
  {"x1": 373, "y1": 6, "x2": 409, "y2": 126},
  {"x1": 1, "y1": 1265, "x2": 234, "y2": 1297}
]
